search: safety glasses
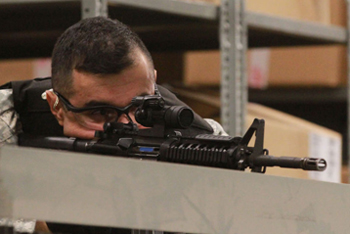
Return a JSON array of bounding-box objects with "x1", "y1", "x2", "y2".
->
[{"x1": 54, "y1": 91, "x2": 134, "y2": 130}]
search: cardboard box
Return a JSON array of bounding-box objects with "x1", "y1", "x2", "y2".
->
[
  {"x1": 189, "y1": 0, "x2": 331, "y2": 24},
  {"x1": 247, "y1": 103, "x2": 342, "y2": 182},
  {"x1": 247, "y1": 45, "x2": 347, "y2": 88},
  {"x1": 155, "y1": 44, "x2": 347, "y2": 88},
  {"x1": 0, "y1": 58, "x2": 51, "y2": 85},
  {"x1": 245, "y1": 0, "x2": 331, "y2": 24},
  {"x1": 183, "y1": 50, "x2": 221, "y2": 86},
  {"x1": 330, "y1": 0, "x2": 347, "y2": 26}
]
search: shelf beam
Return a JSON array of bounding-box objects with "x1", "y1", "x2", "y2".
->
[
  {"x1": 108, "y1": 0, "x2": 218, "y2": 20},
  {"x1": 247, "y1": 12, "x2": 347, "y2": 44},
  {"x1": 0, "y1": 0, "x2": 74, "y2": 2},
  {"x1": 249, "y1": 88, "x2": 348, "y2": 104}
]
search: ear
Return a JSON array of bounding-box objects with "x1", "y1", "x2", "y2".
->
[{"x1": 45, "y1": 90, "x2": 64, "y2": 126}]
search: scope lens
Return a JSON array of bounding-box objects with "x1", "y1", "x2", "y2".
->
[
  {"x1": 178, "y1": 108, "x2": 194, "y2": 128},
  {"x1": 165, "y1": 106, "x2": 194, "y2": 128}
]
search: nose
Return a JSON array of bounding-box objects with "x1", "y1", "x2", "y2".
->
[
  {"x1": 117, "y1": 113, "x2": 130, "y2": 124},
  {"x1": 117, "y1": 113, "x2": 147, "y2": 129}
]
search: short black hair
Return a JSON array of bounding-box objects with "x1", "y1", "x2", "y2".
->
[{"x1": 51, "y1": 16, "x2": 153, "y2": 97}]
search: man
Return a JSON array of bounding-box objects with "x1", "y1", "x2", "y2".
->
[{"x1": 0, "y1": 16, "x2": 226, "y2": 233}]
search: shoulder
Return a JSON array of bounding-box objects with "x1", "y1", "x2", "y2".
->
[
  {"x1": 0, "y1": 88, "x2": 14, "y2": 112},
  {"x1": 0, "y1": 88, "x2": 19, "y2": 146}
]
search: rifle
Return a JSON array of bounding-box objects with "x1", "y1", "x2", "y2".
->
[{"x1": 19, "y1": 94, "x2": 326, "y2": 173}]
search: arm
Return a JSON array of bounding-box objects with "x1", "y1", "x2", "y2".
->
[
  {"x1": 0, "y1": 89, "x2": 19, "y2": 146},
  {"x1": 0, "y1": 89, "x2": 51, "y2": 233}
]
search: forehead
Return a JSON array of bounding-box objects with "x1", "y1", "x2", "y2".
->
[{"x1": 70, "y1": 55, "x2": 155, "y2": 107}]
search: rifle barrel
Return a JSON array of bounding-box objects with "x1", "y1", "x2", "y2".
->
[{"x1": 252, "y1": 155, "x2": 327, "y2": 171}]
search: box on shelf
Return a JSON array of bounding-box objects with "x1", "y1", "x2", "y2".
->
[
  {"x1": 0, "y1": 58, "x2": 51, "y2": 85},
  {"x1": 182, "y1": 50, "x2": 221, "y2": 86},
  {"x1": 342, "y1": 165, "x2": 349, "y2": 184},
  {"x1": 189, "y1": 0, "x2": 331, "y2": 24},
  {"x1": 247, "y1": 103, "x2": 342, "y2": 183},
  {"x1": 247, "y1": 45, "x2": 347, "y2": 88},
  {"x1": 169, "y1": 86, "x2": 342, "y2": 182},
  {"x1": 154, "y1": 45, "x2": 347, "y2": 88}
]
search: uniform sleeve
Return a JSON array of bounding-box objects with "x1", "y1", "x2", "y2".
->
[
  {"x1": 204, "y1": 118, "x2": 228, "y2": 136},
  {"x1": 0, "y1": 89, "x2": 36, "y2": 232},
  {"x1": 0, "y1": 89, "x2": 19, "y2": 147}
]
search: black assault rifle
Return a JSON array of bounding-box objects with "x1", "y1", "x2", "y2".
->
[{"x1": 19, "y1": 94, "x2": 327, "y2": 173}]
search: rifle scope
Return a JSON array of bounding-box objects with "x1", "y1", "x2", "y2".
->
[{"x1": 133, "y1": 96, "x2": 194, "y2": 129}]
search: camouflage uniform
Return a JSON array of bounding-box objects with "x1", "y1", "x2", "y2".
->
[
  {"x1": 0, "y1": 89, "x2": 18, "y2": 147},
  {"x1": 0, "y1": 89, "x2": 36, "y2": 233},
  {"x1": 204, "y1": 118, "x2": 228, "y2": 136}
]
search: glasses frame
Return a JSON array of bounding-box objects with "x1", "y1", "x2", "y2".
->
[{"x1": 53, "y1": 91, "x2": 134, "y2": 122}]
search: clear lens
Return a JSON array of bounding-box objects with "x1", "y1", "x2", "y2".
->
[
  {"x1": 73, "y1": 108, "x2": 121, "y2": 130},
  {"x1": 55, "y1": 90, "x2": 137, "y2": 130}
]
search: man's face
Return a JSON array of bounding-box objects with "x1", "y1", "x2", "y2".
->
[{"x1": 51, "y1": 51, "x2": 156, "y2": 139}]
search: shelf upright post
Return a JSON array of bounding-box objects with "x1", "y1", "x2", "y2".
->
[
  {"x1": 220, "y1": 0, "x2": 247, "y2": 136},
  {"x1": 81, "y1": 0, "x2": 108, "y2": 19},
  {"x1": 347, "y1": 0, "x2": 350, "y2": 182}
]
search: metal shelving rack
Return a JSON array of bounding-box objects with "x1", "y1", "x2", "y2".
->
[{"x1": 0, "y1": 0, "x2": 349, "y2": 165}]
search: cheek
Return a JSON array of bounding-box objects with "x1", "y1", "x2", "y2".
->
[
  {"x1": 62, "y1": 111, "x2": 149, "y2": 138},
  {"x1": 63, "y1": 126, "x2": 96, "y2": 139},
  {"x1": 137, "y1": 124, "x2": 149, "y2": 130},
  {"x1": 61, "y1": 113, "x2": 98, "y2": 139}
]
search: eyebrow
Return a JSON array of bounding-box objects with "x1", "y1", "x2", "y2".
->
[{"x1": 83, "y1": 101, "x2": 117, "y2": 108}]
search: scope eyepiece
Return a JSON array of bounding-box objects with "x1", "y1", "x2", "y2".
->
[{"x1": 164, "y1": 106, "x2": 194, "y2": 129}]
